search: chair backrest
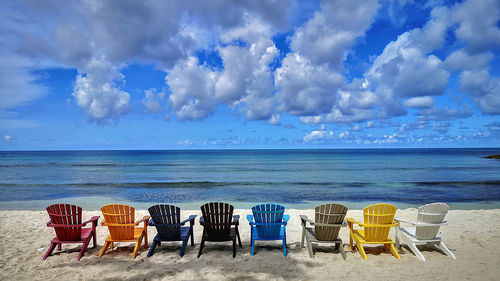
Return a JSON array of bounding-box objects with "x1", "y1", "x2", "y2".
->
[
  {"x1": 148, "y1": 204, "x2": 181, "y2": 240},
  {"x1": 415, "y1": 202, "x2": 449, "y2": 240},
  {"x1": 252, "y1": 203, "x2": 285, "y2": 239},
  {"x1": 101, "y1": 204, "x2": 135, "y2": 240},
  {"x1": 200, "y1": 202, "x2": 234, "y2": 239},
  {"x1": 46, "y1": 204, "x2": 82, "y2": 241},
  {"x1": 314, "y1": 203, "x2": 348, "y2": 241},
  {"x1": 363, "y1": 203, "x2": 397, "y2": 242}
]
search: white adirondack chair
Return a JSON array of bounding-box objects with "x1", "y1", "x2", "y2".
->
[{"x1": 395, "y1": 203, "x2": 456, "y2": 261}]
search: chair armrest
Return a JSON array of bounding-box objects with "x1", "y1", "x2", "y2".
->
[
  {"x1": 232, "y1": 215, "x2": 240, "y2": 225},
  {"x1": 394, "y1": 217, "x2": 417, "y2": 225},
  {"x1": 415, "y1": 221, "x2": 449, "y2": 227},
  {"x1": 181, "y1": 215, "x2": 197, "y2": 225},
  {"x1": 247, "y1": 214, "x2": 254, "y2": 224},
  {"x1": 346, "y1": 217, "x2": 363, "y2": 227},
  {"x1": 148, "y1": 218, "x2": 155, "y2": 226},
  {"x1": 46, "y1": 220, "x2": 52, "y2": 226},
  {"x1": 299, "y1": 215, "x2": 314, "y2": 225},
  {"x1": 135, "y1": 216, "x2": 151, "y2": 225},
  {"x1": 199, "y1": 216, "x2": 205, "y2": 225},
  {"x1": 82, "y1": 216, "x2": 100, "y2": 226},
  {"x1": 283, "y1": 214, "x2": 290, "y2": 224},
  {"x1": 100, "y1": 220, "x2": 107, "y2": 226}
]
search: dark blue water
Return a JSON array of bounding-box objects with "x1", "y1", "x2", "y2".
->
[{"x1": 0, "y1": 149, "x2": 499, "y2": 207}]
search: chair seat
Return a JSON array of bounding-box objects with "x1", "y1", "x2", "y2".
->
[
  {"x1": 399, "y1": 227, "x2": 442, "y2": 243},
  {"x1": 304, "y1": 226, "x2": 342, "y2": 243},
  {"x1": 155, "y1": 226, "x2": 191, "y2": 241},
  {"x1": 51, "y1": 227, "x2": 93, "y2": 243},
  {"x1": 352, "y1": 229, "x2": 394, "y2": 244},
  {"x1": 105, "y1": 228, "x2": 145, "y2": 242},
  {"x1": 202, "y1": 227, "x2": 237, "y2": 242},
  {"x1": 251, "y1": 226, "x2": 285, "y2": 240}
]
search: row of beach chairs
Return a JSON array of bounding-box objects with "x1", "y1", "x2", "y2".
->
[{"x1": 43, "y1": 202, "x2": 456, "y2": 262}]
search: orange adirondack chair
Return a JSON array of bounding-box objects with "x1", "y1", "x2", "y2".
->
[
  {"x1": 347, "y1": 203, "x2": 401, "y2": 260},
  {"x1": 98, "y1": 204, "x2": 150, "y2": 259}
]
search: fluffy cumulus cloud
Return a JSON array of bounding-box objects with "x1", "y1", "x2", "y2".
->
[
  {"x1": 303, "y1": 125, "x2": 334, "y2": 142},
  {"x1": 72, "y1": 57, "x2": 130, "y2": 123},
  {"x1": 460, "y1": 71, "x2": 500, "y2": 115},
  {"x1": 276, "y1": 0, "x2": 378, "y2": 119},
  {"x1": 364, "y1": 5, "x2": 450, "y2": 119}
]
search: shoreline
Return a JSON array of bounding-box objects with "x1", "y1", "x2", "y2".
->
[
  {"x1": 1, "y1": 196, "x2": 499, "y2": 211},
  {"x1": 1, "y1": 208, "x2": 499, "y2": 280}
]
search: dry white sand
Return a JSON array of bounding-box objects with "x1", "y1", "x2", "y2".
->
[{"x1": 1, "y1": 208, "x2": 499, "y2": 280}]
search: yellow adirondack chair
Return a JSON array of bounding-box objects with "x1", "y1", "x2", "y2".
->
[
  {"x1": 98, "y1": 204, "x2": 150, "y2": 259},
  {"x1": 347, "y1": 203, "x2": 401, "y2": 260}
]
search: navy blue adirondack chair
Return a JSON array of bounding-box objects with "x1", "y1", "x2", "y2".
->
[
  {"x1": 147, "y1": 204, "x2": 196, "y2": 257},
  {"x1": 247, "y1": 203, "x2": 289, "y2": 256}
]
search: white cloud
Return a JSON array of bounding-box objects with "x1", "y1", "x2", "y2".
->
[
  {"x1": 275, "y1": 54, "x2": 345, "y2": 116},
  {"x1": 142, "y1": 88, "x2": 165, "y2": 113},
  {"x1": 72, "y1": 57, "x2": 130, "y2": 124},
  {"x1": 445, "y1": 50, "x2": 493, "y2": 71},
  {"x1": 460, "y1": 70, "x2": 500, "y2": 115},
  {"x1": 167, "y1": 56, "x2": 217, "y2": 121},
  {"x1": 290, "y1": 0, "x2": 379, "y2": 68},
  {"x1": 4, "y1": 135, "x2": 11, "y2": 141},
  {"x1": 403, "y1": 96, "x2": 434, "y2": 108},
  {"x1": 303, "y1": 129, "x2": 334, "y2": 142},
  {"x1": 451, "y1": 0, "x2": 500, "y2": 54}
]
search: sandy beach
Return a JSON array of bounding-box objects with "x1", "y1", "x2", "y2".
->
[{"x1": 0, "y1": 208, "x2": 499, "y2": 280}]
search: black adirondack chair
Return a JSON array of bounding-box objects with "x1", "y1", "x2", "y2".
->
[
  {"x1": 147, "y1": 204, "x2": 196, "y2": 257},
  {"x1": 198, "y1": 202, "x2": 242, "y2": 258}
]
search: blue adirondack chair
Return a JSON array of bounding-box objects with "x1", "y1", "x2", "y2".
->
[
  {"x1": 147, "y1": 204, "x2": 196, "y2": 257},
  {"x1": 247, "y1": 203, "x2": 289, "y2": 256}
]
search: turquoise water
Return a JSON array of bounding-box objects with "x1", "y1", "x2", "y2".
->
[{"x1": 1, "y1": 149, "x2": 499, "y2": 209}]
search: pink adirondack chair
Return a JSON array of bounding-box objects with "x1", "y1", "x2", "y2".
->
[{"x1": 43, "y1": 204, "x2": 99, "y2": 261}]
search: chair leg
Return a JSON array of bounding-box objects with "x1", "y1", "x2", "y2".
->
[
  {"x1": 349, "y1": 234, "x2": 354, "y2": 251},
  {"x1": 197, "y1": 239, "x2": 205, "y2": 258},
  {"x1": 338, "y1": 242, "x2": 347, "y2": 260},
  {"x1": 395, "y1": 229, "x2": 401, "y2": 250},
  {"x1": 190, "y1": 227, "x2": 195, "y2": 247},
  {"x1": 90, "y1": 230, "x2": 97, "y2": 248},
  {"x1": 233, "y1": 237, "x2": 237, "y2": 258},
  {"x1": 57, "y1": 243, "x2": 62, "y2": 251},
  {"x1": 236, "y1": 227, "x2": 242, "y2": 248},
  {"x1": 180, "y1": 237, "x2": 189, "y2": 257},
  {"x1": 437, "y1": 241, "x2": 456, "y2": 259},
  {"x1": 282, "y1": 239, "x2": 287, "y2": 257},
  {"x1": 407, "y1": 242, "x2": 424, "y2": 261},
  {"x1": 147, "y1": 240, "x2": 158, "y2": 257},
  {"x1": 43, "y1": 242, "x2": 57, "y2": 260},
  {"x1": 305, "y1": 235, "x2": 314, "y2": 258},
  {"x1": 357, "y1": 243, "x2": 367, "y2": 260},
  {"x1": 110, "y1": 242, "x2": 114, "y2": 248},
  {"x1": 300, "y1": 224, "x2": 305, "y2": 248},
  {"x1": 98, "y1": 241, "x2": 111, "y2": 257},
  {"x1": 132, "y1": 235, "x2": 144, "y2": 259},
  {"x1": 251, "y1": 239, "x2": 255, "y2": 256},
  {"x1": 389, "y1": 243, "x2": 401, "y2": 260},
  {"x1": 77, "y1": 239, "x2": 91, "y2": 261}
]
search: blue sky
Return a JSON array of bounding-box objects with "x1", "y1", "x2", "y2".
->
[{"x1": 0, "y1": 0, "x2": 499, "y2": 150}]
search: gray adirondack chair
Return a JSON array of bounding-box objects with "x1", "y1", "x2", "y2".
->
[
  {"x1": 300, "y1": 203, "x2": 348, "y2": 259},
  {"x1": 395, "y1": 202, "x2": 456, "y2": 261}
]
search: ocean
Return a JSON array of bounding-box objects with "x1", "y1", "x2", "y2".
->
[{"x1": 1, "y1": 148, "x2": 499, "y2": 210}]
